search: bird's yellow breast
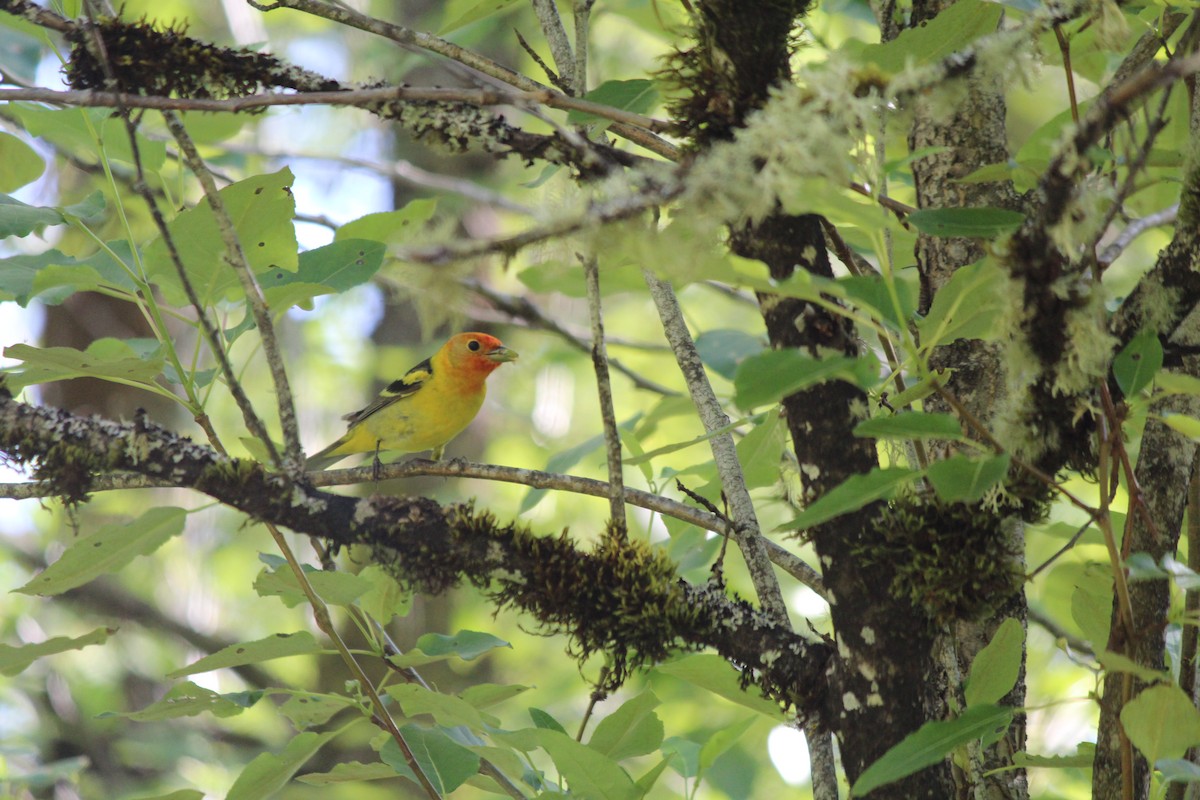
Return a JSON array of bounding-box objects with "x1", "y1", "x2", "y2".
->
[{"x1": 354, "y1": 379, "x2": 487, "y2": 454}]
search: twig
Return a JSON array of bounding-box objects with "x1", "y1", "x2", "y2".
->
[
  {"x1": 582, "y1": 254, "x2": 626, "y2": 533},
  {"x1": 231, "y1": 146, "x2": 536, "y2": 214},
  {"x1": 0, "y1": 85, "x2": 670, "y2": 131},
  {"x1": 390, "y1": 178, "x2": 683, "y2": 265},
  {"x1": 1098, "y1": 204, "x2": 1179, "y2": 266},
  {"x1": 163, "y1": 111, "x2": 305, "y2": 469},
  {"x1": 573, "y1": 0, "x2": 594, "y2": 97},
  {"x1": 261, "y1": 520, "x2": 441, "y2": 800},
  {"x1": 644, "y1": 270, "x2": 791, "y2": 624},
  {"x1": 530, "y1": 0, "x2": 575, "y2": 91},
  {"x1": 515, "y1": 28, "x2": 569, "y2": 93}
]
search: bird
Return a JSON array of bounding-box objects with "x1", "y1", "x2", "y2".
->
[{"x1": 305, "y1": 332, "x2": 518, "y2": 471}]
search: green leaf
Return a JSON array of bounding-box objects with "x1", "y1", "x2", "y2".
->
[
  {"x1": 853, "y1": 412, "x2": 965, "y2": 441},
  {"x1": 3, "y1": 339, "x2": 165, "y2": 394},
  {"x1": 655, "y1": 654, "x2": 785, "y2": 719},
  {"x1": 440, "y1": 0, "x2": 521, "y2": 33},
  {"x1": 0, "y1": 193, "x2": 70, "y2": 237},
  {"x1": 841, "y1": 273, "x2": 921, "y2": 330},
  {"x1": 143, "y1": 168, "x2": 297, "y2": 306},
  {"x1": 0, "y1": 239, "x2": 138, "y2": 308},
  {"x1": 1070, "y1": 570, "x2": 1113, "y2": 647},
  {"x1": 1161, "y1": 412, "x2": 1200, "y2": 440},
  {"x1": 62, "y1": 191, "x2": 106, "y2": 220},
  {"x1": 1158, "y1": 759, "x2": 1200, "y2": 785},
  {"x1": 167, "y1": 631, "x2": 322, "y2": 678},
  {"x1": 459, "y1": 682, "x2": 530, "y2": 710},
  {"x1": 383, "y1": 725, "x2": 480, "y2": 794},
  {"x1": 907, "y1": 207, "x2": 1025, "y2": 238},
  {"x1": 11, "y1": 104, "x2": 165, "y2": 169},
  {"x1": 1096, "y1": 650, "x2": 1171, "y2": 684},
  {"x1": 698, "y1": 715, "x2": 759, "y2": 773},
  {"x1": 532, "y1": 728, "x2": 640, "y2": 800},
  {"x1": 779, "y1": 467, "x2": 921, "y2": 531},
  {"x1": 113, "y1": 681, "x2": 262, "y2": 721},
  {"x1": 253, "y1": 562, "x2": 371, "y2": 609},
  {"x1": 297, "y1": 761, "x2": 400, "y2": 785},
  {"x1": 16, "y1": 507, "x2": 186, "y2": 596},
  {"x1": 1155, "y1": 372, "x2": 1200, "y2": 397},
  {"x1": 851, "y1": 705, "x2": 1013, "y2": 796},
  {"x1": 636, "y1": 756, "x2": 674, "y2": 794},
  {"x1": 1011, "y1": 742, "x2": 1094, "y2": 768},
  {"x1": 842, "y1": 0, "x2": 1004, "y2": 74},
  {"x1": 737, "y1": 411, "x2": 784, "y2": 489},
  {"x1": 389, "y1": 630, "x2": 511, "y2": 668},
  {"x1": 733, "y1": 350, "x2": 876, "y2": 410},
  {"x1": 1121, "y1": 684, "x2": 1200, "y2": 763},
  {"x1": 0, "y1": 132, "x2": 44, "y2": 192},
  {"x1": 964, "y1": 618, "x2": 1024, "y2": 707},
  {"x1": 694, "y1": 329, "x2": 764, "y2": 381},
  {"x1": 128, "y1": 791, "x2": 205, "y2": 800},
  {"x1": 568, "y1": 79, "x2": 659, "y2": 126},
  {"x1": 926, "y1": 453, "x2": 1011, "y2": 503},
  {"x1": 385, "y1": 683, "x2": 497, "y2": 730},
  {"x1": 336, "y1": 200, "x2": 438, "y2": 243},
  {"x1": 262, "y1": 238, "x2": 386, "y2": 310},
  {"x1": 227, "y1": 729, "x2": 341, "y2": 800},
  {"x1": 355, "y1": 564, "x2": 412, "y2": 624},
  {"x1": 588, "y1": 691, "x2": 664, "y2": 760},
  {"x1": 0, "y1": 627, "x2": 114, "y2": 676},
  {"x1": 1113, "y1": 330, "x2": 1163, "y2": 397},
  {"x1": 662, "y1": 736, "x2": 702, "y2": 778},
  {"x1": 917, "y1": 259, "x2": 1007, "y2": 349},
  {"x1": 529, "y1": 707, "x2": 569, "y2": 734},
  {"x1": 278, "y1": 692, "x2": 361, "y2": 729}
]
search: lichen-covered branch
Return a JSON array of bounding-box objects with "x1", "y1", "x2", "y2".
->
[{"x1": 0, "y1": 389, "x2": 831, "y2": 713}]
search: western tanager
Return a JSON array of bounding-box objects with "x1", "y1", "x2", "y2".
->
[{"x1": 305, "y1": 332, "x2": 518, "y2": 470}]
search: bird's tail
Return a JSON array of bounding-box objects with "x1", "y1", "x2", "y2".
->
[{"x1": 305, "y1": 438, "x2": 350, "y2": 471}]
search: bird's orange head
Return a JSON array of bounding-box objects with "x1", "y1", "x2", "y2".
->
[{"x1": 439, "y1": 332, "x2": 519, "y2": 381}]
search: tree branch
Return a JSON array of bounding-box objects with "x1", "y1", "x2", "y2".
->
[
  {"x1": 644, "y1": 271, "x2": 791, "y2": 625},
  {"x1": 0, "y1": 390, "x2": 832, "y2": 714}
]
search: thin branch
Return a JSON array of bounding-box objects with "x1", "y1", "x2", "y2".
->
[
  {"x1": 573, "y1": 0, "x2": 594, "y2": 97},
  {"x1": 644, "y1": 270, "x2": 791, "y2": 624},
  {"x1": 263, "y1": 519, "x2": 441, "y2": 799},
  {"x1": 243, "y1": 0, "x2": 676, "y2": 140},
  {"x1": 163, "y1": 110, "x2": 304, "y2": 469},
  {"x1": 1099, "y1": 204, "x2": 1179, "y2": 267},
  {"x1": 391, "y1": 178, "x2": 684, "y2": 265},
  {"x1": 530, "y1": 0, "x2": 575, "y2": 91},
  {"x1": 0, "y1": 85, "x2": 670, "y2": 132},
  {"x1": 582, "y1": 254, "x2": 627, "y2": 533},
  {"x1": 233, "y1": 146, "x2": 537, "y2": 214}
]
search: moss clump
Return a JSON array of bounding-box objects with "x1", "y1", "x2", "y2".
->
[
  {"x1": 858, "y1": 494, "x2": 1026, "y2": 625},
  {"x1": 659, "y1": 0, "x2": 811, "y2": 147},
  {"x1": 65, "y1": 17, "x2": 338, "y2": 98},
  {"x1": 487, "y1": 518, "x2": 699, "y2": 692}
]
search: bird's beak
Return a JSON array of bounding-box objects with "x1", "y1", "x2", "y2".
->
[{"x1": 487, "y1": 345, "x2": 519, "y2": 363}]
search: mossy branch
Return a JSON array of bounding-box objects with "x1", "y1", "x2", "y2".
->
[{"x1": 0, "y1": 390, "x2": 832, "y2": 716}]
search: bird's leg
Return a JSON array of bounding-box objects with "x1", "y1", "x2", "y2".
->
[
  {"x1": 430, "y1": 445, "x2": 445, "y2": 462},
  {"x1": 372, "y1": 440, "x2": 383, "y2": 483}
]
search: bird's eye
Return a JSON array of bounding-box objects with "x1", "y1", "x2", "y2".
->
[{"x1": 468, "y1": 339, "x2": 481, "y2": 351}]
